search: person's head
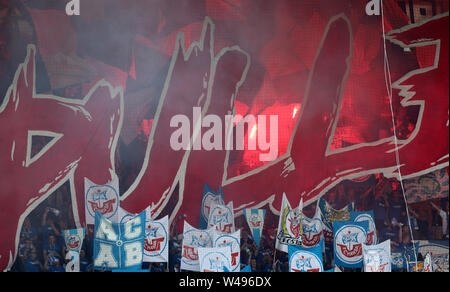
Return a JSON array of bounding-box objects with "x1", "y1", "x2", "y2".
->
[
  {"x1": 250, "y1": 258, "x2": 257, "y2": 269},
  {"x1": 48, "y1": 234, "x2": 56, "y2": 245},
  {"x1": 30, "y1": 249, "x2": 38, "y2": 260},
  {"x1": 80, "y1": 249, "x2": 86, "y2": 259}
]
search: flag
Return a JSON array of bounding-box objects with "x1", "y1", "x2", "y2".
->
[
  {"x1": 333, "y1": 220, "x2": 369, "y2": 268},
  {"x1": 362, "y1": 240, "x2": 391, "y2": 272},
  {"x1": 350, "y1": 210, "x2": 377, "y2": 245},
  {"x1": 319, "y1": 198, "x2": 353, "y2": 246},
  {"x1": 302, "y1": 201, "x2": 323, "y2": 248},
  {"x1": 276, "y1": 193, "x2": 303, "y2": 252},
  {"x1": 409, "y1": 262, "x2": 425, "y2": 272},
  {"x1": 417, "y1": 240, "x2": 448, "y2": 272},
  {"x1": 213, "y1": 230, "x2": 240, "y2": 272},
  {"x1": 116, "y1": 207, "x2": 167, "y2": 262},
  {"x1": 404, "y1": 168, "x2": 449, "y2": 203},
  {"x1": 243, "y1": 208, "x2": 266, "y2": 248},
  {"x1": 198, "y1": 247, "x2": 232, "y2": 272},
  {"x1": 199, "y1": 184, "x2": 224, "y2": 229},
  {"x1": 423, "y1": 253, "x2": 433, "y2": 272},
  {"x1": 93, "y1": 210, "x2": 146, "y2": 271},
  {"x1": 144, "y1": 216, "x2": 169, "y2": 263},
  {"x1": 181, "y1": 221, "x2": 214, "y2": 272},
  {"x1": 289, "y1": 239, "x2": 324, "y2": 272},
  {"x1": 84, "y1": 175, "x2": 120, "y2": 225},
  {"x1": 241, "y1": 265, "x2": 251, "y2": 272},
  {"x1": 63, "y1": 228, "x2": 85, "y2": 254},
  {"x1": 208, "y1": 201, "x2": 235, "y2": 234}
]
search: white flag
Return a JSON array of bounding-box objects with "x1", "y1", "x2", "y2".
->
[
  {"x1": 198, "y1": 247, "x2": 232, "y2": 272},
  {"x1": 213, "y1": 230, "x2": 241, "y2": 272},
  {"x1": 143, "y1": 216, "x2": 169, "y2": 263},
  {"x1": 276, "y1": 193, "x2": 303, "y2": 252},
  {"x1": 363, "y1": 240, "x2": 391, "y2": 272},
  {"x1": 84, "y1": 175, "x2": 120, "y2": 225},
  {"x1": 208, "y1": 202, "x2": 235, "y2": 234},
  {"x1": 181, "y1": 221, "x2": 214, "y2": 271}
]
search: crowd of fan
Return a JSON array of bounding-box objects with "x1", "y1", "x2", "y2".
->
[{"x1": 10, "y1": 175, "x2": 449, "y2": 272}]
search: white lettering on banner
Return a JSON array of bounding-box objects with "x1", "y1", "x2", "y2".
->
[
  {"x1": 65, "y1": 0, "x2": 80, "y2": 16},
  {"x1": 94, "y1": 243, "x2": 119, "y2": 268},
  {"x1": 96, "y1": 216, "x2": 118, "y2": 241},
  {"x1": 124, "y1": 242, "x2": 142, "y2": 267},
  {"x1": 124, "y1": 216, "x2": 142, "y2": 240}
]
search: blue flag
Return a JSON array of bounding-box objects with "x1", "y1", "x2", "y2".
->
[
  {"x1": 333, "y1": 220, "x2": 369, "y2": 268},
  {"x1": 199, "y1": 184, "x2": 224, "y2": 229},
  {"x1": 241, "y1": 265, "x2": 252, "y2": 272},
  {"x1": 288, "y1": 240, "x2": 324, "y2": 272},
  {"x1": 243, "y1": 208, "x2": 266, "y2": 248},
  {"x1": 350, "y1": 210, "x2": 377, "y2": 245},
  {"x1": 93, "y1": 210, "x2": 146, "y2": 271}
]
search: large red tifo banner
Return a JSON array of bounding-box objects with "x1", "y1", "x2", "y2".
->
[{"x1": 0, "y1": 0, "x2": 448, "y2": 271}]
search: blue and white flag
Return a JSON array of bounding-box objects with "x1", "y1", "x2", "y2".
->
[
  {"x1": 208, "y1": 202, "x2": 235, "y2": 234},
  {"x1": 243, "y1": 208, "x2": 266, "y2": 248},
  {"x1": 289, "y1": 240, "x2": 324, "y2": 272},
  {"x1": 213, "y1": 230, "x2": 240, "y2": 272},
  {"x1": 302, "y1": 203, "x2": 323, "y2": 248},
  {"x1": 93, "y1": 211, "x2": 146, "y2": 271},
  {"x1": 319, "y1": 199, "x2": 353, "y2": 246},
  {"x1": 333, "y1": 220, "x2": 369, "y2": 268},
  {"x1": 63, "y1": 228, "x2": 85, "y2": 254},
  {"x1": 362, "y1": 240, "x2": 391, "y2": 272},
  {"x1": 199, "y1": 184, "x2": 224, "y2": 229},
  {"x1": 350, "y1": 210, "x2": 377, "y2": 245},
  {"x1": 181, "y1": 221, "x2": 214, "y2": 272},
  {"x1": 143, "y1": 216, "x2": 169, "y2": 263},
  {"x1": 198, "y1": 247, "x2": 232, "y2": 272},
  {"x1": 117, "y1": 207, "x2": 167, "y2": 262},
  {"x1": 85, "y1": 175, "x2": 120, "y2": 225}
]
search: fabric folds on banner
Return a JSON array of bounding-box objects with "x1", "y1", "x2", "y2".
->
[
  {"x1": 208, "y1": 202, "x2": 235, "y2": 234},
  {"x1": 199, "y1": 184, "x2": 224, "y2": 229},
  {"x1": 84, "y1": 175, "x2": 120, "y2": 225},
  {"x1": 198, "y1": 247, "x2": 232, "y2": 272},
  {"x1": 362, "y1": 240, "x2": 391, "y2": 272},
  {"x1": 350, "y1": 210, "x2": 377, "y2": 245},
  {"x1": 276, "y1": 193, "x2": 303, "y2": 252},
  {"x1": 93, "y1": 211, "x2": 146, "y2": 271},
  {"x1": 243, "y1": 208, "x2": 266, "y2": 248},
  {"x1": 181, "y1": 221, "x2": 214, "y2": 272},
  {"x1": 213, "y1": 230, "x2": 240, "y2": 272},
  {"x1": 288, "y1": 239, "x2": 324, "y2": 272},
  {"x1": 333, "y1": 220, "x2": 368, "y2": 268}
]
